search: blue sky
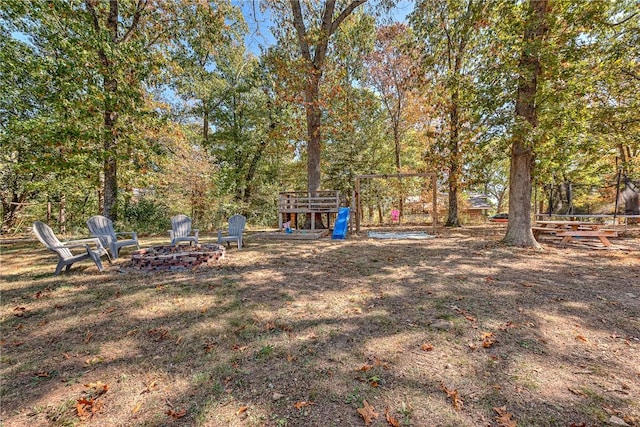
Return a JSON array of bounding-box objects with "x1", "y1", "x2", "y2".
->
[{"x1": 232, "y1": 0, "x2": 414, "y2": 54}]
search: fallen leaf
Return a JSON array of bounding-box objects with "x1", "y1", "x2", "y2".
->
[
  {"x1": 165, "y1": 409, "x2": 186, "y2": 418},
  {"x1": 34, "y1": 371, "x2": 49, "y2": 377},
  {"x1": 453, "y1": 306, "x2": 476, "y2": 322},
  {"x1": 357, "y1": 363, "x2": 373, "y2": 372},
  {"x1": 568, "y1": 387, "x2": 587, "y2": 397},
  {"x1": 440, "y1": 383, "x2": 463, "y2": 410},
  {"x1": 385, "y1": 407, "x2": 400, "y2": 427},
  {"x1": 294, "y1": 401, "x2": 314, "y2": 409},
  {"x1": 141, "y1": 380, "x2": 157, "y2": 394},
  {"x1": 575, "y1": 335, "x2": 588, "y2": 343},
  {"x1": 494, "y1": 406, "x2": 517, "y2": 427},
  {"x1": 148, "y1": 328, "x2": 169, "y2": 341},
  {"x1": 357, "y1": 400, "x2": 379, "y2": 425},
  {"x1": 236, "y1": 406, "x2": 248, "y2": 415},
  {"x1": 421, "y1": 343, "x2": 434, "y2": 351},
  {"x1": 482, "y1": 332, "x2": 496, "y2": 348},
  {"x1": 132, "y1": 402, "x2": 142, "y2": 413},
  {"x1": 76, "y1": 398, "x2": 91, "y2": 417},
  {"x1": 76, "y1": 397, "x2": 103, "y2": 418},
  {"x1": 264, "y1": 321, "x2": 276, "y2": 331},
  {"x1": 84, "y1": 332, "x2": 94, "y2": 344},
  {"x1": 84, "y1": 381, "x2": 108, "y2": 394}
]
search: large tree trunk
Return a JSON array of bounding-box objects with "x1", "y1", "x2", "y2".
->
[
  {"x1": 103, "y1": 84, "x2": 118, "y2": 220},
  {"x1": 289, "y1": 0, "x2": 367, "y2": 229},
  {"x1": 503, "y1": 0, "x2": 548, "y2": 247},
  {"x1": 305, "y1": 72, "x2": 323, "y2": 195},
  {"x1": 446, "y1": 90, "x2": 461, "y2": 227},
  {"x1": 86, "y1": 0, "x2": 145, "y2": 220}
]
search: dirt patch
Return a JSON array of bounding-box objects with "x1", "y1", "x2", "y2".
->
[{"x1": 1, "y1": 225, "x2": 639, "y2": 426}]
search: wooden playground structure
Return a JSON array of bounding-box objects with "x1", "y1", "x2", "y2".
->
[
  {"x1": 278, "y1": 190, "x2": 342, "y2": 231},
  {"x1": 276, "y1": 173, "x2": 438, "y2": 237}
]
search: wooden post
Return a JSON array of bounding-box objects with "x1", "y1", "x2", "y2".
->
[
  {"x1": 355, "y1": 178, "x2": 361, "y2": 233},
  {"x1": 350, "y1": 190, "x2": 355, "y2": 233},
  {"x1": 432, "y1": 174, "x2": 437, "y2": 233}
]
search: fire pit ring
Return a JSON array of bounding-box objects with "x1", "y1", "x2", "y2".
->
[{"x1": 131, "y1": 244, "x2": 225, "y2": 271}]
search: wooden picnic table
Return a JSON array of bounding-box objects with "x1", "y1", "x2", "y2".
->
[{"x1": 531, "y1": 220, "x2": 617, "y2": 247}]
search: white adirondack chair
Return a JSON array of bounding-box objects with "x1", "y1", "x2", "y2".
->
[
  {"x1": 33, "y1": 221, "x2": 110, "y2": 275},
  {"x1": 86, "y1": 215, "x2": 139, "y2": 259},
  {"x1": 169, "y1": 214, "x2": 199, "y2": 246},
  {"x1": 217, "y1": 214, "x2": 246, "y2": 249}
]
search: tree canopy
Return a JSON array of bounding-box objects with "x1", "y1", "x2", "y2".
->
[{"x1": 2, "y1": 0, "x2": 638, "y2": 240}]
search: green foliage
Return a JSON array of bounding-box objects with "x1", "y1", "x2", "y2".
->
[
  {"x1": 2, "y1": 1, "x2": 639, "y2": 233},
  {"x1": 122, "y1": 197, "x2": 171, "y2": 235}
]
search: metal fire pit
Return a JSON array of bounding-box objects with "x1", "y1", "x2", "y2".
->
[{"x1": 131, "y1": 244, "x2": 225, "y2": 271}]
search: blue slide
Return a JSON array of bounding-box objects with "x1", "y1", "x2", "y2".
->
[{"x1": 332, "y1": 207, "x2": 350, "y2": 240}]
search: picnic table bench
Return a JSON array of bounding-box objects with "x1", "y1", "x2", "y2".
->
[
  {"x1": 532, "y1": 220, "x2": 618, "y2": 247},
  {"x1": 531, "y1": 226, "x2": 557, "y2": 239},
  {"x1": 555, "y1": 229, "x2": 618, "y2": 247}
]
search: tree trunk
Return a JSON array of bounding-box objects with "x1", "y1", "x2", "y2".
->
[
  {"x1": 103, "y1": 90, "x2": 118, "y2": 220},
  {"x1": 305, "y1": 72, "x2": 322, "y2": 195},
  {"x1": 302, "y1": 72, "x2": 326, "y2": 229},
  {"x1": 289, "y1": 0, "x2": 367, "y2": 229},
  {"x1": 503, "y1": 0, "x2": 548, "y2": 247},
  {"x1": 446, "y1": 90, "x2": 461, "y2": 227},
  {"x1": 203, "y1": 104, "x2": 209, "y2": 144},
  {"x1": 88, "y1": 0, "x2": 121, "y2": 220},
  {"x1": 86, "y1": 0, "x2": 145, "y2": 220},
  {"x1": 59, "y1": 194, "x2": 66, "y2": 234}
]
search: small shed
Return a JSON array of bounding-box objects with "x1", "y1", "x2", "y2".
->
[{"x1": 465, "y1": 194, "x2": 492, "y2": 219}]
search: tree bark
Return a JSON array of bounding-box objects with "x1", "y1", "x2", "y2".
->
[
  {"x1": 103, "y1": 88, "x2": 118, "y2": 220},
  {"x1": 86, "y1": 0, "x2": 145, "y2": 220},
  {"x1": 446, "y1": 88, "x2": 461, "y2": 227},
  {"x1": 305, "y1": 72, "x2": 323, "y2": 194},
  {"x1": 289, "y1": 0, "x2": 366, "y2": 228},
  {"x1": 289, "y1": 0, "x2": 367, "y2": 194},
  {"x1": 503, "y1": 0, "x2": 548, "y2": 247}
]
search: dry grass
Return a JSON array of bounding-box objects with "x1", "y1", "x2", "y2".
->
[{"x1": 1, "y1": 225, "x2": 639, "y2": 427}]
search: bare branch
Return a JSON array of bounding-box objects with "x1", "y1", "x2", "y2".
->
[
  {"x1": 121, "y1": 0, "x2": 148, "y2": 43},
  {"x1": 290, "y1": 0, "x2": 311, "y2": 61},
  {"x1": 84, "y1": 0, "x2": 101, "y2": 33},
  {"x1": 329, "y1": 0, "x2": 367, "y2": 34}
]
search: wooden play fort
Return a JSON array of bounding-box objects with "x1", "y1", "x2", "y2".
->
[{"x1": 278, "y1": 191, "x2": 342, "y2": 231}]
